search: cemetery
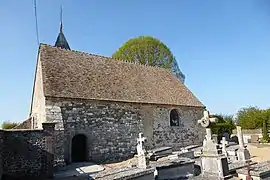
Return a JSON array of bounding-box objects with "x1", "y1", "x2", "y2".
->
[
  {"x1": 51, "y1": 110, "x2": 270, "y2": 180},
  {"x1": 1, "y1": 3, "x2": 270, "y2": 180}
]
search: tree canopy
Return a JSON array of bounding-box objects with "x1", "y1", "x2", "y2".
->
[
  {"x1": 112, "y1": 36, "x2": 174, "y2": 69},
  {"x1": 210, "y1": 114, "x2": 235, "y2": 140},
  {"x1": 235, "y1": 106, "x2": 270, "y2": 129},
  {"x1": 2, "y1": 121, "x2": 19, "y2": 129}
]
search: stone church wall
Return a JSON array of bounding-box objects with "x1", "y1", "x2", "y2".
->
[
  {"x1": 140, "y1": 105, "x2": 204, "y2": 150},
  {"x1": 45, "y1": 97, "x2": 204, "y2": 163},
  {"x1": 154, "y1": 106, "x2": 204, "y2": 149},
  {"x1": 45, "y1": 97, "x2": 144, "y2": 163},
  {"x1": 30, "y1": 55, "x2": 46, "y2": 129},
  {"x1": 14, "y1": 117, "x2": 32, "y2": 129}
]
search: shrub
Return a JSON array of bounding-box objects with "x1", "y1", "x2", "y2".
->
[{"x1": 2, "y1": 121, "x2": 19, "y2": 129}]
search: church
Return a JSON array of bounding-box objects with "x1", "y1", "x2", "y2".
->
[{"x1": 18, "y1": 22, "x2": 206, "y2": 164}]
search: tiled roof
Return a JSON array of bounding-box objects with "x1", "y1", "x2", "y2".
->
[{"x1": 39, "y1": 44, "x2": 204, "y2": 107}]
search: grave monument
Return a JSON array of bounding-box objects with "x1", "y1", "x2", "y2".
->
[
  {"x1": 236, "y1": 126, "x2": 251, "y2": 162},
  {"x1": 136, "y1": 133, "x2": 149, "y2": 169},
  {"x1": 198, "y1": 110, "x2": 230, "y2": 179},
  {"x1": 220, "y1": 137, "x2": 228, "y2": 157}
]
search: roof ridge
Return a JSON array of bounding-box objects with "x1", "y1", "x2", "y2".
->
[{"x1": 40, "y1": 43, "x2": 172, "y2": 74}]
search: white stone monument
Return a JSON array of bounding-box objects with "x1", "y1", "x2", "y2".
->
[
  {"x1": 236, "y1": 126, "x2": 250, "y2": 162},
  {"x1": 136, "y1": 133, "x2": 148, "y2": 169},
  {"x1": 198, "y1": 110, "x2": 230, "y2": 179},
  {"x1": 220, "y1": 137, "x2": 228, "y2": 157}
]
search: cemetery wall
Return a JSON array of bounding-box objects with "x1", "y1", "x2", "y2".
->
[
  {"x1": 0, "y1": 131, "x2": 3, "y2": 180},
  {"x1": 0, "y1": 125, "x2": 54, "y2": 179},
  {"x1": 232, "y1": 129, "x2": 262, "y2": 135}
]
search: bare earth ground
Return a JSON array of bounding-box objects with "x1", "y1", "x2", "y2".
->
[{"x1": 247, "y1": 143, "x2": 270, "y2": 162}]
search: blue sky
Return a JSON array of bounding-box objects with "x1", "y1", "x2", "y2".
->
[{"x1": 1, "y1": 0, "x2": 270, "y2": 123}]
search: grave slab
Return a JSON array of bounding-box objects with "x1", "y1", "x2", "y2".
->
[
  {"x1": 148, "y1": 147, "x2": 173, "y2": 161},
  {"x1": 150, "y1": 158, "x2": 195, "y2": 180},
  {"x1": 236, "y1": 161, "x2": 270, "y2": 180},
  {"x1": 53, "y1": 162, "x2": 104, "y2": 179},
  {"x1": 92, "y1": 167, "x2": 156, "y2": 180}
]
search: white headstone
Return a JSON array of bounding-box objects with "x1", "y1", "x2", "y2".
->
[
  {"x1": 237, "y1": 126, "x2": 244, "y2": 148},
  {"x1": 136, "y1": 133, "x2": 148, "y2": 169},
  {"x1": 220, "y1": 137, "x2": 228, "y2": 156},
  {"x1": 137, "y1": 133, "x2": 146, "y2": 156}
]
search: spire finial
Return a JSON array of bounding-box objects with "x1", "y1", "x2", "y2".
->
[
  {"x1": 55, "y1": 2, "x2": 71, "y2": 50},
  {"x1": 60, "y1": 4, "x2": 63, "y2": 32}
]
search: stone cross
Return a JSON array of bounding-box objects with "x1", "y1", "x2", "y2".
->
[
  {"x1": 220, "y1": 137, "x2": 228, "y2": 155},
  {"x1": 198, "y1": 110, "x2": 217, "y2": 128},
  {"x1": 136, "y1": 133, "x2": 148, "y2": 169},
  {"x1": 198, "y1": 110, "x2": 218, "y2": 141},
  {"x1": 137, "y1": 133, "x2": 146, "y2": 156},
  {"x1": 236, "y1": 126, "x2": 244, "y2": 148}
]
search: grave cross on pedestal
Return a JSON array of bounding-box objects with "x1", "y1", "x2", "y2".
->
[
  {"x1": 137, "y1": 133, "x2": 146, "y2": 156},
  {"x1": 220, "y1": 137, "x2": 228, "y2": 155},
  {"x1": 136, "y1": 133, "x2": 148, "y2": 169}
]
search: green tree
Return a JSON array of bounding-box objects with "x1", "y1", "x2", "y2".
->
[
  {"x1": 112, "y1": 36, "x2": 174, "y2": 69},
  {"x1": 2, "y1": 121, "x2": 19, "y2": 129},
  {"x1": 210, "y1": 114, "x2": 235, "y2": 140},
  {"x1": 262, "y1": 117, "x2": 269, "y2": 143},
  {"x1": 236, "y1": 106, "x2": 266, "y2": 129}
]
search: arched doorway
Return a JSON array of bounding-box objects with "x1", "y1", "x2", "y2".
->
[{"x1": 71, "y1": 134, "x2": 87, "y2": 162}]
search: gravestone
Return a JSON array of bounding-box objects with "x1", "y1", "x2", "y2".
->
[
  {"x1": 212, "y1": 134, "x2": 218, "y2": 144},
  {"x1": 230, "y1": 135, "x2": 239, "y2": 144},
  {"x1": 198, "y1": 110, "x2": 230, "y2": 179},
  {"x1": 222, "y1": 132, "x2": 230, "y2": 141},
  {"x1": 136, "y1": 133, "x2": 149, "y2": 169},
  {"x1": 236, "y1": 126, "x2": 251, "y2": 162},
  {"x1": 220, "y1": 137, "x2": 228, "y2": 157}
]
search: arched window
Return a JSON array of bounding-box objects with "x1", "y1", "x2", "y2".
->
[{"x1": 170, "y1": 109, "x2": 180, "y2": 126}]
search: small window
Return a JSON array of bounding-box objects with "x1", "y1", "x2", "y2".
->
[{"x1": 170, "y1": 109, "x2": 180, "y2": 126}]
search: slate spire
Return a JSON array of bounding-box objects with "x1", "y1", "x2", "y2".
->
[{"x1": 54, "y1": 5, "x2": 70, "y2": 50}]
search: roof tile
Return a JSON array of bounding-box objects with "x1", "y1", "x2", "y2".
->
[{"x1": 39, "y1": 44, "x2": 204, "y2": 107}]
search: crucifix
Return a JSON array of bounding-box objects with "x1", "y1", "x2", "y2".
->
[
  {"x1": 137, "y1": 133, "x2": 146, "y2": 156},
  {"x1": 220, "y1": 137, "x2": 228, "y2": 155}
]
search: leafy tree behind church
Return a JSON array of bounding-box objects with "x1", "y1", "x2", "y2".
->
[
  {"x1": 112, "y1": 36, "x2": 185, "y2": 82},
  {"x1": 1, "y1": 121, "x2": 19, "y2": 129},
  {"x1": 210, "y1": 114, "x2": 235, "y2": 140},
  {"x1": 235, "y1": 106, "x2": 270, "y2": 129}
]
